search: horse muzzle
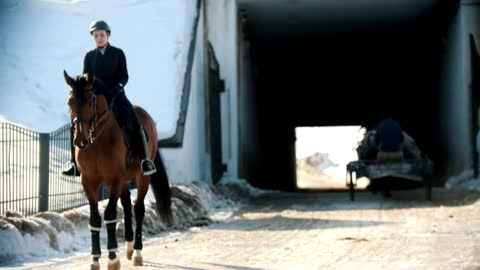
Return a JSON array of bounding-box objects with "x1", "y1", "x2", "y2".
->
[{"x1": 74, "y1": 136, "x2": 90, "y2": 150}]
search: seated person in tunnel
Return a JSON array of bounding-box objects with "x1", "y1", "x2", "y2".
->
[
  {"x1": 356, "y1": 117, "x2": 423, "y2": 162},
  {"x1": 355, "y1": 117, "x2": 432, "y2": 197}
]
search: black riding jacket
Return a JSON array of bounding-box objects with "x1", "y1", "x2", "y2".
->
[{"x1": 83, "y1": 43, "x2": 129, "y2": 99}]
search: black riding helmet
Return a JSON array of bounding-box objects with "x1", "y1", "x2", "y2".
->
[{"x1": 89, "y1": 20, "x2": 111, "y2": 35}]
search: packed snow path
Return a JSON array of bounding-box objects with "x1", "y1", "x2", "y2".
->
[{"x1": 7, "y1": 188, "x2": 480, "y2": 270}]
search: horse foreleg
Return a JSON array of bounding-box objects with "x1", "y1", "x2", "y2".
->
[
  {"x1": 83, "y1": 180, "x2": 102, "y2": 270},
  {"x1": 88, "y1": 202, "x2": 102, "y2": 270},
  {"x1": 104, "y1": 183, "x2": 122, "y2": 270},
  {"x1": 120, "y1": 185, "x2": 134, "y2": 260}
]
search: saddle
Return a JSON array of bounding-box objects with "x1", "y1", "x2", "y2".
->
[
  {"x1": 116, "y1": 110, "x2": 149, "y2": 169},
  {"x1": 122, "y1": 126, "x2": 150, "y2": 169}
]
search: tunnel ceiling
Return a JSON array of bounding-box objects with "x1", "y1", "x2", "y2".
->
[
  {"x1": 239, "y1": 0, "x2": 440, "y2": 41},
  {"x1": 238, "y1": 0, "x2": 458, "y2": 128}
]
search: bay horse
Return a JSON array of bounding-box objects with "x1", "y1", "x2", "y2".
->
[{"x1": 63, "y1": 71, "x2": 172, "y2": 270}]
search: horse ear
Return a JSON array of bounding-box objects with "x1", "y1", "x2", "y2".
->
[
  {"x1": 86, "y1": 72, "x2": 94, "y2": 84},
  {"x1": 64, "y1": 70, "x2": 74, "y2": 87}
]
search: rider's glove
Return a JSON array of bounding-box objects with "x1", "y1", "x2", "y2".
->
[{"x1": 111, "y1": 83, "x2": 124, "y2": 95}]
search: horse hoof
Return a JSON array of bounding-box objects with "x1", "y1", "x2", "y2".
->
[
  {"x1": 107, "y1": 258, "x2": 121, "y2": 270},
  {"x1": 126, "y1": 250, "x2": 133, "y2": 260},
  {"x1": 133, "y1": 256, "x2": 143, "y2": 266},
  {"x1": 90, "y1": 262, "x2": 100, "y2": 270}
]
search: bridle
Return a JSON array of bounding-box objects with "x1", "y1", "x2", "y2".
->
[{"x1": 71, "y1": 88, "x2": 118, "y2": 144}]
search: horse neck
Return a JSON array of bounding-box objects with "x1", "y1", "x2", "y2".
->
[
  {"x1": 95, "y1": 95, "x2": 108, "y2": 114},
  {"x1": 91, "y1": 94, "x2": 115, "y2": 139}
]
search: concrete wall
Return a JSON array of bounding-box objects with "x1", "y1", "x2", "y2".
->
[
  {"x1": 438, "y1": 1, "x2": 480, "y2": 180},
  {"x1": 238, "y1": 15, "x2": 260, "y2": 181},
  {"x1": 205, "y1": 0, "x2": 240, "y2": 178},
  {"x1": 463, "y1": 2, "x2": 480, "y2": 176}
]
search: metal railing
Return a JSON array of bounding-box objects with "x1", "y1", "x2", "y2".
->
[
  {"x1": 0, "y1": 122, "x2": 93, "y2": 216},
  {"x1": 47, "y1": 124, "x2": 90, "y2": 213}
]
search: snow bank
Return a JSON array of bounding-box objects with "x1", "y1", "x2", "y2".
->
[
  {"x1": 0, "y1": 210, "x2": 83, "y2": 263},
  {"x1": 300, "y1": 152, "x2": 338, "y2": 171},
  {"x1": 444, "y1": 169, "x2": 480, "y2": 191},
  {"x1": 0, "y1": 177, "x2": 262, "y2": 264}
]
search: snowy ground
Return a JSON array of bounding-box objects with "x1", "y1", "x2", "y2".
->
[
  {"x1": 296, "y1": 152, "x2": 370, "y2": 190},
  {"x1": 444, "y1": 169, "x2": 480, "y2": 191},
  {"x1": 2, "y1": 176, "x2": 480, "y2": 270}
]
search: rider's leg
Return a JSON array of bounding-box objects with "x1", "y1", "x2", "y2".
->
[
  {"x1": 62, "y1": 126, "x2": 80, "y2": 176},
  {"x1": 114, "y1": 93, "x2": 156, "y2": 176},
  {"x1": 138, "y1": 124, "x2": 156, "y2": 175},
  {"x1": 128, "y1": 105, "x2": 156, "y2": 175}
]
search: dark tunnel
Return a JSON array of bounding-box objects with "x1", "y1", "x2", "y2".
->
[{"x1": 239, "y1": 0, "x2": 460, "y2": 190}]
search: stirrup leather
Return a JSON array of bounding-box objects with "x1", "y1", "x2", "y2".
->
[{"x1": 139, "y1": 127, "x2": 156, "y2": 176}]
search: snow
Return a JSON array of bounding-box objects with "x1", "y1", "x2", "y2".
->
[
  {"x1": 295, "y1": 126, "x2": 363, "y2": 162},
  {"x1": 295, "y1": 126, "x2": 365, "y2": 188},
  {"x1": 0, "y1": 0, "x2": 196, "y2": 137},
  {"x1": 444, "y1": 168, "x2": 480, "y2": 191},
  {"x1": 0, "y1": 177, "x2": 262, "y2": 266}
]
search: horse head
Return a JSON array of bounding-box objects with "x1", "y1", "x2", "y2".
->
[{"x1": 64, "y1": 70, "x2": 99, "y2": 150}]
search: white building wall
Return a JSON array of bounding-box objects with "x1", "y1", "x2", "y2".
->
[
  {"x1": 205, "y1": 0, "x2": 239, "y2": 178},
  {"x1": 159, "y1": 0, "x2": 241, "y2": 184},
  {"x1": 161, "y1": 6, "x2": 210, "y2": 184}
]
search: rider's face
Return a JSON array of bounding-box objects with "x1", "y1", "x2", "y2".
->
[{"x1": 92, "y1": 30, "x2": 109, "y2": 48}]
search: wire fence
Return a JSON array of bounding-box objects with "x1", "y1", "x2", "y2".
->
[{"x1": 0, "y1": 122, "x2": 108, "y2": 216}]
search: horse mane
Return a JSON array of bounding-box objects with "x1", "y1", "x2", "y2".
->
[
  {"x1": 72, "y1": 75, "x2": 88, "y2": 104},
  {"x1": 71, "y1": 75, "x2": 108, "y2": 104}
]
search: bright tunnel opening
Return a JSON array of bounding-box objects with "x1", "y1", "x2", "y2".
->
[{"x1": 295, "y1": 126, "x2": 370, "y2": 190}]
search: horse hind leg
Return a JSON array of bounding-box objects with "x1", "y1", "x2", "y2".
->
[
  {"x1": 133, "y1": 199, "x2": 145, "y2": 266},
  {"x1": 120, "y1": 185, "x2": 134, "y2": 260},
  {"x1": 132, "y1": 177, "x2": 149, "y2": 266}
]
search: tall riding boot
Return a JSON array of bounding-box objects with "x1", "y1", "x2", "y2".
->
[
  {"x1": 62, "y1": 126, "x2": 80, "y2": 176},
  {"x1": 139, "y1": 127, "x2": 156, "y2": 176}
]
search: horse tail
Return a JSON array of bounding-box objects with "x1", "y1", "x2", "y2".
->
[{"x1": 149, "y1": 151, "x2": 173, "y2": 225}]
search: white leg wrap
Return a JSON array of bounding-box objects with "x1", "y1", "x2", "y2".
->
[
  {"x1": 104, "y1": 219, "x2": 119, "y2": 225},
  {"x1": 89, "y1": 225, "x2": 101, "y2": 232},
  {"x1": 126, "y1": 241, "x2": 134, "y2": 251},
  {"x1": 134, "y1": 249, "x2": 142, "y2": 257},
  {"x1": 108, "y1": 248, "x2": 119, "y2": 253},
  {"x1": 92, "y1": 254, "x2": 101, "y2": 259},
  {"x1": 108, "y1": 257, "x2": 119, "y2": 265}
]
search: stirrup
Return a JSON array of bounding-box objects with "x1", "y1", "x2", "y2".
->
[{"x1": 141, "y1": 159, "x2": 156, "y2": 176}]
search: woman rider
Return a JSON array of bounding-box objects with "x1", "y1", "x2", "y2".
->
[{"x1": 62, "y1": 20, "x2": 156, "y2": 176}]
